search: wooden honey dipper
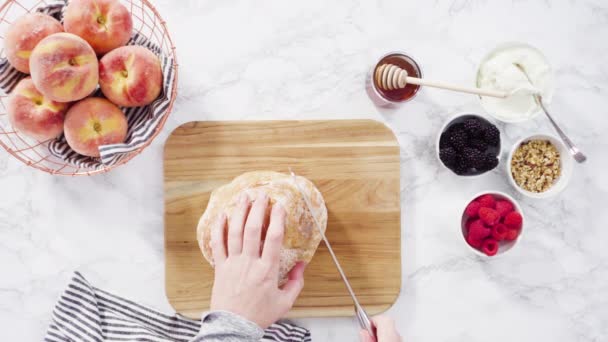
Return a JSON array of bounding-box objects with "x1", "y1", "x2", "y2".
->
[{"x1": 375, "y1": 63, "x2": 536, "y2": 98}]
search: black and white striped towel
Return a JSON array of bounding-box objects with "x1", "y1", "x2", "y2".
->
[
  {"x1": 45, "y1": 272, "x2": 311, "y2": 342},
  {"x1": 0, "y1": 0, "x2": 177, "y2": 169}
]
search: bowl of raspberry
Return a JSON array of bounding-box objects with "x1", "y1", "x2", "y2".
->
[
  {"x1": 437, "y1": 113, "x2": 501, "y2": 177},
  {"x1": 461, "y1": 192, "x2": 524, "y2": 257}
]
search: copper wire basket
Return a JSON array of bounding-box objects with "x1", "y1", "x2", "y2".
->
[{"x1": 0, "y1": 0, "x2": 178, "y2": 175}]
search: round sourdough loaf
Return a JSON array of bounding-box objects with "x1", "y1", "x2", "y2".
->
[{"x1": 197, "y1": 171, "x2": 327, "y2": 284}]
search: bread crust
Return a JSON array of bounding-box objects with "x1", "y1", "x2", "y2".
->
[{"x1": 197, "y1": 171, "x2": 327, "y2": 283}]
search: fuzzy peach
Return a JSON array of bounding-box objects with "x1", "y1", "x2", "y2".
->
[
  {"x1": 29, "y1": 33, "x2": 98, "y2": 102},
  {"x1": 64, "y1": 97, "x2": 127, "y2": 157},
  {"x1": 4, "y1": 13, "x2": 63, "y2": 73},
  {"x1": 64, "y1": 0, "x2": 133, "y2": 55},
  {"x1": 99, "y1": 45, "x2": 162, "y2": 107},
  {"x1": 7, "y1": 77, "x2": 69, "y2": 141}
]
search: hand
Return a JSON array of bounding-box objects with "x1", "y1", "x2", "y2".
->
[
  {"x1": 359, "y1": 315, "x2": 401, "y2": 342},
  {"x1": 209, "y1": 192, "x2": 306, "y2": 329}
]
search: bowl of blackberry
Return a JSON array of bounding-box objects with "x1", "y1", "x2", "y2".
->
[{"x1": 436, "y1": 113, "x2": 501, "y2": 176}]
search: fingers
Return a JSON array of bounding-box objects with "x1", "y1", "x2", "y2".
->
[
  {"x1": 372, "y1": 315, "x2": 401, "y2": 342},
  {"x1": 359, "y1": 330, "x2": 376, "y2": 342},
  {"x1": 242, "y1": 192, "x2": 269, "y2": 256},
  {"x1": 360, "y1": 316, "x2": 401, "y2": 342},
  {"x1": 262, "y1": 204, "x2": 286, "y2": 265},
  {"x1": 281, "y1": 262, "x2": 306, "y2": 306},
  {"x1": 211, "y1": 213, "x2": 227, "y2": 266},
  {"x1": 228, "y1": 193, "x2": 251, "y2": 255}
]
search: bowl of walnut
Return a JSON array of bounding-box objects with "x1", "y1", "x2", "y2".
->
[{"x1": 507, "y1": 134, "x2": 574, "y2": 199}]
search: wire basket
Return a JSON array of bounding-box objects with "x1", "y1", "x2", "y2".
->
[{"x1": 0, "y1": 0, "x2": 177, "y2": 175}]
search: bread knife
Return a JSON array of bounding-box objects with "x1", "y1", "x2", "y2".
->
[{"x1": 288, "y1": 168, "x2": 376, "y2": 339}]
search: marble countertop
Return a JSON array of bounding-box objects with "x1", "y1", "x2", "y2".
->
[{"x1": 1, "y1": 0, "x2": 607, "y2": 341}]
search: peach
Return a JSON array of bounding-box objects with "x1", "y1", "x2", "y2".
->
[
  {"x1": 7, "y1": 77, "x2": 69, "y2": 141},
  {"x1": 99, "y1": 46, "x2": 162, "y2": 107},
  {"x1": 4, "y1": 13, "x2": 63, "y2": 73},
  {"x1": 64, "y1": 98, "x2": 127, "y2": 157},
  {"x1": 29, "y1": 33, "x2": 99, "y2": 102},
  {"x1": 64, "y1": 0, "x2": 133, "y2": 55}
]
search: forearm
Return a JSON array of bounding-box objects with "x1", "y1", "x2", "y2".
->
[{"x1": 190, "y1": 310, "x2": 264, "y2": 342}]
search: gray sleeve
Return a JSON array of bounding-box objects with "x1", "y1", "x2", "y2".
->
[{"x1": 190, "y1": 310, "x2": 265, "y2": 342}]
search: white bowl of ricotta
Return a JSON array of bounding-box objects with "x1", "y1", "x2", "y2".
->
[{"x1": 476, "y1": 42, "x2": 555, "y2": 123}]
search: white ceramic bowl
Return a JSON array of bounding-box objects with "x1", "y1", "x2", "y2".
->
[
  {"x1": 507, "y1": 134, "x2": 573, "y2": 199},
  {"x1": 461, "y1": 191, "x2": 525, "y2": 258},
  {"x1": 436, "y1": 112, "x2": 502, "y2": 178},
  {"x1": 475, "y1": 42, "x2": 555, "y2": 124}
]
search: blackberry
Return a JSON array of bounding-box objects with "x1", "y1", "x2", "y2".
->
[
  {"x1": 448, "y1": 130, "x2": 468, "y2": 151},
  {"x1": 448, "y1": 122, "x2": 465, "y2": 132},
  {"x1": 469, "y1": 138, "x2": 487, "y2": 152},
  {"x1": 479, "y1": 153, "x2": 499, "y2": 171},
  {"x1": 440, "y1": 125, "x2": 466, "y2": 150},
  {"x1": 439, "y1": 133, "x2": 450, "y2": 149},
  {"x1": 463, "y1": 118, "x2": 483, "y2": 138},
  {"x1": 482, "y1": 124, "x2": 500, "y2": 147},
  {"x1": 463, "y1": 147, "x2": 485, "y2": 169},
  {"x1": 453, "y1": 157, "x2": 470, "y2": 175},
  {"x1": 439, "y1": 147, "x2": 457, "y2": 167}
]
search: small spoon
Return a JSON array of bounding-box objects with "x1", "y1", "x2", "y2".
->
[{"x1": 514, "y1": 63, "x2": 587, "y2": 163}]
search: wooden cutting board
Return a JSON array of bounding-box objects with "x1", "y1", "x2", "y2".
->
[{"x1": 164, "y1": 120, "x2": 401, "y2": 318}]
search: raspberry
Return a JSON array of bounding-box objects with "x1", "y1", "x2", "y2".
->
[
  {"x1": 479, "y1": 207, "x2": 500, "y2": 226},
  {"x1": 467, "y1": 220, "x2": 491, "y2": 249},
  {"x1": 467, "y1": 235, "x2": 483, "y2": 249},
  {"x1": 491, "y1": 223, "x2": 508, "y2": 240},
  {"x1": 464, "y1": 201, "x2": 481, "y2": 218},
  {"x1": 495, "y1": 200, "x2": 514, "y2": 217},
  {"x1": 481, "y1": 238, "x2": 499, "y2": 256},
  {"x1": 477, "y1": 194, "x2": 496, "y2": 209},
  {"x1": 504, "y1": 212, "x2": 523, "y2": 229},
  {"x1": 468, "y1": 219, "x2": 490, "y2": 236},
  {"x1": 504, "y1": 228, "x2": 520, "y2": 241}
]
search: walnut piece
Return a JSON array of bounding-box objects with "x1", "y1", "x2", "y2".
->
[{"x1": 510, "y1": 140, "x2": 561, "y2": 193}]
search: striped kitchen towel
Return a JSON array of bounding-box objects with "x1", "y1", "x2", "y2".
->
[
  {"x1": 45, "y1": 272, "x2": 311, "y2": 342},
  {"x1": 0, "y1": 0, "x2": 177, "y2": 169}
]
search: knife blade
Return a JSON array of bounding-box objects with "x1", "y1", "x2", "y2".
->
[{"x1": 288, "y1": 168, "x2": 376, "y2": 339}]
